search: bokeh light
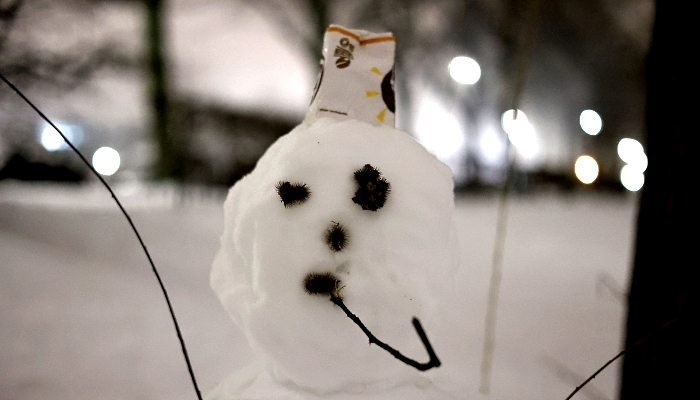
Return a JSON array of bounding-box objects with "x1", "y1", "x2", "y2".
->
[
  {"x1": 415, "y1": 100, "x2": 465, "y2": 160},
  {"x1": 574, "y1": 155, "x2": 599, "y2": 184},
  {"x1": 92, "y1": 147, "x2": 121, "y2": 176},
  {"x1": 508, "y1": 123, "x2": 538, "y2": 158},
  {"x1": 449, "y1": 56, "x2": 481, "y2": 85},
  {"x1": 40, "y1": 123, "x2": 83, "y2": 152},
  {"x1": 617, "y1": 138, "x2": 647, "y2": 171},
  {"x1": 620, "y1": 165, "x2": 644, "y2": 192},
  {"x1": 579, "y1": 110, "x2": 602, "y2": 135},
  {"x1": 501, "y1": 109, "x2": 528, "y2": 135},
  {"x1": 478, "y1": 128, "x2": 506, "y2": 166},
  {"x1": 414, "y1": 95, "x2": 467, "y2": 183},
  {"x1": 501, "y1": 109, "x2": 539, "y2": 163}
]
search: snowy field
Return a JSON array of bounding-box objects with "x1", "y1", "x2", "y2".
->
[{"x1": 0, "y1": 182, "x2": 637, "y2": 400}]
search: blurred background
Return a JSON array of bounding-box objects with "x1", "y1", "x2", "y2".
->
[
  {"x1": 0, "y1": 0, "x2": 652, "y2": 192},
  {"x1": 1, "y1": 1, "x2": 665, "y2": 399}
]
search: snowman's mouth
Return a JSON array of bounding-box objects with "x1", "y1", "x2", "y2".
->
[
  {"x1": 303, "y1": 271, "x2": 342, "y2": 298},
  {"x1": 302, "y1": 271, "x2": 441, "y2": 371}
]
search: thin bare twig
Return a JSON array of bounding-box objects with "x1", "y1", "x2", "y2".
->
[
  {"x1": 565, "y1": 317, "x2": 680, "y2": 400},
  {"x1": 541, "y1": 356, "x2": 610, "y2": 400},
  {"x1": 479, "y1": 0, "x2": 541, "y2": 393},
  {"x1": 0, "y1": 72, "x2": 203, "y2": 400},
  {"x1": 330, "y1": 295, "x2": 441, "y2": 371},
  {"x1": 478, "y1": 163, "x2": 512, "y2": 393}
]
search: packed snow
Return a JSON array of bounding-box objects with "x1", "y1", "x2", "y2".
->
[
  {"x1": 0, "y1": 181, "x2": 636, "y2": 400},
  {"x1": 206, "y1": 24, "x2": 473, "y2": 398},
  {"x1": 210, "y1": 117, "x2": 466, "y2": 398}
]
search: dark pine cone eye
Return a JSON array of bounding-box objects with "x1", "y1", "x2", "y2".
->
[
  {"x1": 352, "y1": 164, "x2": 390, "y2": 211},
  {"x1": 276, "y1": 181, "x2": 310, "y2": 207}
]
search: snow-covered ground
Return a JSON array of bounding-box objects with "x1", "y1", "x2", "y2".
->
[{"x1": 0, "y1": 182, "x2": 637, "y2": 400}]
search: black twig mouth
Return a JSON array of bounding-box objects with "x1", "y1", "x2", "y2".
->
[
  {"x1": 302, "y1": 269, "x2": 441, "y2": 372},
  {"x1": 330, "y1": 295, "x2": 441, "y2": 371}
]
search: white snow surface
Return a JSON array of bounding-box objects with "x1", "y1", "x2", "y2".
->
[
  {"x1": 209, "y1": 118, "x2": 465, "y2": 398},
  {"x1": 0, "y1": 180, "x2": 637, "y2": 400}
]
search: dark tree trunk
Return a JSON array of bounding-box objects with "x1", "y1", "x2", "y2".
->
[
  {"x1": 146, "y1": 0, "x2": 182, "y2": 179},
  {"x1": 619, "y1": 1, "x2": 698, "y2": 398}
]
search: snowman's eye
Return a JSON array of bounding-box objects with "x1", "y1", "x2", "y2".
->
[
  {"x1": 352, "y1": 164, "x2": 390, "y2": 211},
  {"x1": 276, "y1": 181, "x2": 310, "y2": 207}
]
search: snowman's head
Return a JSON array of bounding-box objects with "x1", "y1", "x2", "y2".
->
[{"x1": 211, "y1": 117, "x2": 459, "y2": 393}]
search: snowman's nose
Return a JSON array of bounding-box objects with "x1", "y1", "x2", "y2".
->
[{"x1": 325, "y1": 221, "x2": 348, "y2": 252}]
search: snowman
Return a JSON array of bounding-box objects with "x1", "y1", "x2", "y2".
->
[{"x1": 209, "y1": 26, "x2": 468, "y2": 399}]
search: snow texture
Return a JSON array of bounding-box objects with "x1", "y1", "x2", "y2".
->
[
  {"x1": 209, "y1": 117, "x2": 468, "y2": 398},
  {"x1": 0, "y1": 181, "x2": 636, "y2": 400}
]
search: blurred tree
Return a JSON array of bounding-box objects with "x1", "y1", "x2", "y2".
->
[
  {"x1": 0, "y1": 0, "x2": 143, "y2": 181},
  {"x1": 242, "y1": 0, "x2": 329, "y2": 61},
  {"x1": 0, "y1": 0, "x2": 137, "y2": 88},
  {"x1": 144, "y1": 0, "x2": 181, "y2": 179},
  {"x1": 0, "y1": 0, "x2": 22, "y2": 50},
  {"x1": 1, "y1": 0, "x2": 653, "y2": 184},
  {"x1": 620, "y1": 0, "x2": 696, "y2": 398},
  {"x1": 0, "y1": 0, "x2": 181, "y2": 179}
]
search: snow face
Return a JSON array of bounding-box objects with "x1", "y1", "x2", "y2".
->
[{"x1": 210, "y1": 117, "x2": 465, "y2": 397}]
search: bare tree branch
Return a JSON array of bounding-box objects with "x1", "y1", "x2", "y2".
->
[
  {"x1": 0, "y1": 0, "x2": 23, "y2": 51},
  {"x1": 0, "y1": 42, "x2": 141, "y2": 88}
]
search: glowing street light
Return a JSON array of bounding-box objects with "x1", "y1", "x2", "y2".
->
[
  {"x1": 620, "y1": 165, "x2": 644, "y2": 192},
  {"x1": 501, "y1": 109, "x2": 539, "y2": 163},
  {"x1": 617, "y1": 138, "x2": 646, "y2": 192},
  {"x1": 92, "y1": 147, "x2": 121, "y2": 176},
  {"x1": 501, "y1": 109, "x2": 529, "y2": 136},
  {"x1": 449, "y1": 56, "x2": 481, "y2": 85},
  {"x1": 40, "y1": 122, "x2": 84, "y2": 151},
  {"x1": 579, "y1": 110, "x2": 603, "y2": 135},
  {"x1": 617, "y1": 138, "x2": 647, "y2": 171},
  {"x1": 414, "y1": 95, "x2": 467, "y2": 182},
  {"x1": 575, "y1": 155, "x2": 599, "y2": 184},
  {"x1": 478, "y1": 129, "x2": 506, "y2": 166}
]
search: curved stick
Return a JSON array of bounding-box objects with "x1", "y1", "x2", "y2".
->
[
  {"x1": 0, "y1": 72, "x2": 203, "y2": 400},
  {"x1": 565, "y1": 316, "x2": 679, "y2": 400},
  {"x1": 330, "y1": 295, "x2": 441, "y2": 371}
]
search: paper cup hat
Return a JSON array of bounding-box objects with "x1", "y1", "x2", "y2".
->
[{"x1": 306, "y1": 25, "x2": 397, "y2": 127}]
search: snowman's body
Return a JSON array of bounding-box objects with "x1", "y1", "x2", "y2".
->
[{"x1": 209, "y1": 26, "x2": 469, "y2": 399}]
